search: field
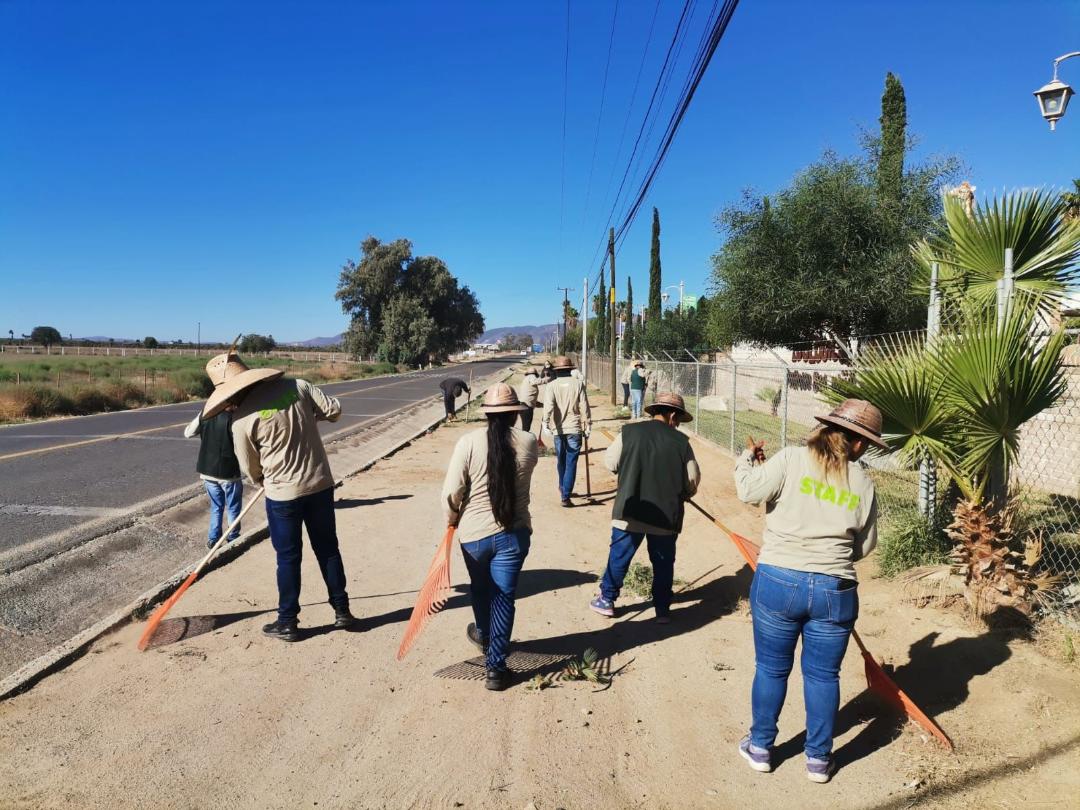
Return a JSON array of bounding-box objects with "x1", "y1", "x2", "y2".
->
[{"x1": 0, "y1": 353, "x2": 399, "y2": 423}]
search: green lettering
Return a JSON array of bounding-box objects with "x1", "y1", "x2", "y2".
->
[
  {"x1": 814, "y1": 480, "x2": 826, "y2": 499},
  {"x1": 848, "y1": 494, "x2": 860, "y2": 511},
  {"x1": 837, "y1": 490, "x2": 849, "y2": 508},
  {"x1": 800, "y1": 477, "x2": 813, "y2": 495},
  {"x1": 822, "y1": 485, "x2": 836, "y2": 504}
]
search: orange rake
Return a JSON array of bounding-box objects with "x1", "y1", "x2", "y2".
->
[
  {"x1": 396, "y1": 526, "x2": 456, "y2": 660},
  {"x1": 687, "y1": 499, "x2": 953, "y2": 750},
  {"x1": 137, "y1": 486, "x2": 266, "y2": 650}
]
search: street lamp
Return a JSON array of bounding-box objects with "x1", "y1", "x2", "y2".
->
[
  {"x1": 1034, "y1": 52, "x2": 1079, "y2": 130},
  {"x1": 660, "y1": 282, "x2": 685, "y2": 313}
]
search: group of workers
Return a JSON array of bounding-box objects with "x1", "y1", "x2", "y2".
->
[{"x1": 186, "y1": 349, "x2": 883, "y2": 784}]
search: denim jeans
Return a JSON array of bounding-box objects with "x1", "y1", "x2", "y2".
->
[
  {"x1": 553, "y1": 433, "x2": 582, "y2": 500},
  {"x1": 265, "y1": 486, "x2": 350, "y2": 623},
  {"x1": 630, "y1": 388, "x2": 645, "y2": 418},
  {"x1": 204, "y1": 479, "x2": 243, "y2": 542},
  {"x1": 621, "y1": 383, "x2": 630, "y2": 407},
  {"x1": 600, "y1": 527, "x2": 677, "y2": 614},
  {"x1": 460, "y1": 529, "x2": 531, "y2": 671},
  {"x1": 749, "y1": 563, "x2": 859, "y2": 759}
]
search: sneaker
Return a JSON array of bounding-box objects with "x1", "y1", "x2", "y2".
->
[
  {"x1": 738, "y1": 735, "x2": 772, "y2": 773},
  {"x1": 334, "y1": 607, "x2": 356, "y2": 629},
  {"x1": 655, "y1": 613, "x2": 672, "y2": 625},
  {"x1": 485, "y1": 667, "x2": 510, "y2": 691},
  {"x1": 207, "y1": 537, "x2": 219, "y2": 550},
  {"x1": 262, "y1": 620, "x2": 299, "y2": 642},
  {"x1": 466, "y1": 622, "x2": 489, "y2": 653},
  {"x1": 589, "y1": 595, "x2": 615, "y2": 617},
  {"x1": 806, "y1": 755, "x2": 836, "y2": 784},
  {"x1": 561, "y1": 498, "x2": 573, "y2": 508}
]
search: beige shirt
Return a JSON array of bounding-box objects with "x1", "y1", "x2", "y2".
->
[
  {"x1": 231, "y1": 377, "x2": 341, "y2": 501},
  {"x1": 518, "y1": 375, "x2": 541, "y2": 408},
  {"x1": 734, "y1": 446, "x2": 878, "y2": 580},
  {"x1": 605, "y1": 429, "x2": 701, "y2": 534},
  {"x1": 441, "y1": 428, "x2": 539, "y2": 543},
  {"x1": 542, "y1": 375, "x2": 592, "y2": 436}
]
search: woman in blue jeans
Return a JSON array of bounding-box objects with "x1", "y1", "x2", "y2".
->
[
  {"x1": 733, "y1": 398, "x2": 887, "y2": 783},
  {"x1": 441, "y1": 383, "x2": 539, "y2": 691}
]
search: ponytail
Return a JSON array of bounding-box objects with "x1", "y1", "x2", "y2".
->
[
  {"x1": 807, "y1": 425, "x2": 853, "y2": 484},
  {"x1": 485, "y1": 412, "x2": 518, "y2": 528}
]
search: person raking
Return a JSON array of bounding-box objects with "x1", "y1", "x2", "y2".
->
[
  {"x1": 184, "y1": 398, "x2": 244, "y2": 550},
  {"x1": 733, "y1": 398, "x2": 884, "y2": 784},
  {"x1": 440, "y1": 376, "x2": 471, "y2": 423},
  {"x1": 541, "y1": 355, "x2": 591, "y2": 507}
]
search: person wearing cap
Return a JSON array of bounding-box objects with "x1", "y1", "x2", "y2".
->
[
  {"x1": 516, "y1": 366, "x2": 542, "y2": 432},
  {"x1": 628, "y1": 360, "x2": 647, "y2": 419},
  {"x1": 441, "y1": 383, "x2": 538, "y2": 691},
  {"x1": 184, "y1": 401, "x2": 244, "y2": 550},
  {"x1": 439, "y1": 376, "x2": 471, "y2": 422},
  {"x1": 589, "y1": 392, "x2": 700, "y2": 623},
  {"x1": 541, "y1": 355, "x2": 592, "y2": 507},
  {"x1": 201, "y1": 351, "x2": 355, "y2": 642},
  {"x1": 620, "y1": 362, "x2": 634, "y2": 408},
  {"x1": 732, "y1": 398, "x2": 885, "y2": 784}
]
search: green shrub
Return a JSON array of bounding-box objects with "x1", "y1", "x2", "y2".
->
[
  {"x1": 876, "y1": 507, "x2": 951, "y2": 577},
  {"x1": 69, "y1": 387, "x2": 114, "y2": 414},
  {"x1": 171, "y1": 370, "x2": 213, "y2": 398},
  {"x1": 151, "y1": 386, "x2": 183, "y2": 404},
  {"x1": 104, "y1": 382, "x2": 149, "y2": 408},
  {"x1": 17, "y1": 385, "x2": 75, "y2": 418}
]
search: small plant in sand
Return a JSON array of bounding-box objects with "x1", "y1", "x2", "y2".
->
[
  {"x1": 525, "y1": 673, "x2": 556, "y2": 692},
  {"x1": 560, "y1": 648, "x2": 608, "y2": 685}
]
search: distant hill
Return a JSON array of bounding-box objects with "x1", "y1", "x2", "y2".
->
[
  {"x1": 478, "y1": 324, "x2": 559, "y2": 345},
  {"x1": 294, "y1": 334, "x2": 345, "y2": 347}
]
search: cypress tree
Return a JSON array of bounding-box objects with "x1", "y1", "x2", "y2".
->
[
  {"x1": 877, "y1": 72, "x2": 907, "y2": 204},
  {"x1": 649, "y1": 207, "x2": 663, "y2": 319},
  {"x1": 624, "y1": 277, "x2": 635, "y2": 355},
  {"x1": 595, "y1": 277, "x2": 607, "y2": 351}
]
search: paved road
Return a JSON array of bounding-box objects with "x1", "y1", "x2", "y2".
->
[{"x1": 0, "y1": 360, "x2": 509, "y2": 560}]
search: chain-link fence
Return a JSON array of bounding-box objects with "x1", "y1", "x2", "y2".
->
[{"x1": 572, "y1": 349, "x2": 1080, "y2": 627}]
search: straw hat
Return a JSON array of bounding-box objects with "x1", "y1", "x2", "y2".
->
[
  {"x1": 633, "y1": 359, "x2": 645, "y2": 367},
  {"x1": 645, "y1": 392, "x2": 693, "y2": 423},
  {"x1": 552, "y1": 355, "x2": 575, "y2": 370},
  {"x1": 201, "y1": 352, "x2": 283, "y2": 418},
  {"x1": 815, "y1": 398, "x2": 887, "y2": 449},
  {"x1": 480, "y1": 383, "x2": 529, "y2": 413},
  {"x1": 521, "y1": 366, "x2": 538, "y2": 376}
]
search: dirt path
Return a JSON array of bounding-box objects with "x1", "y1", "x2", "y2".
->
[{"x1": 1, "y1": 392, "x2": 1077, "y2": 809}]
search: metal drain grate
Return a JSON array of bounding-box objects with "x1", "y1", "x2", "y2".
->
[{"x1": 434, "y1": 651, "x2": 572, "y2": 681}]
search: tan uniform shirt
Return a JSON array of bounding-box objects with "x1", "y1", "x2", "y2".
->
[
  {"x1": 441, "y1": 428, "x2": 539, "y2": 543},
  {"x1": 605, "y1": 430, "x2": 701, "y2": 534},
  {"x1": 231, "y1": 377, "x2": 341, "y2": 501},
  {"x1": 518, "y1": 375, "x2": 541, "y2": 408},
  {"x1": 734, "y1": 446, "x2": 878, "y2": 580},
  {"x1": 542, "y1": 375, "x2": 592, "y2": 436}
]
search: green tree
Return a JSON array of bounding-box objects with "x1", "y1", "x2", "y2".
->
[
  {"x1": 649, "y1": 207, "x2": 662, "y2": 319},
  {"x1": 623, "y1": 277, "x2": 635, "y2": 356},
  {"x1": 593, "y1": 277, "x2": 607, "y2": 351},
  {"x1": 1062, "y1": 178, "x2": 1080, "y2": 222},
  {"x1": 30, "y1": 326, "x2": 62, "y2": 347},
  {"x1": 239, "y1": 334, "x2": 276, "y2": 354},
  {"x1": 877, "y1": 72, "x2": 907, "y2": 204},
  {"x1": 378, "y1": 295, "x2": 435, "y2": 365},
  {"x1": 143, "y1": 336, "x2": 159, "y2": 349}
]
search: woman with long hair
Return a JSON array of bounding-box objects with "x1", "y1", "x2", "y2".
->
[
  {"x1": 441, "y1": 383, "x2": 538, "y2": 690},
  {"x1": 732, "y1": 399, "x2": 887, "y2": 783}
]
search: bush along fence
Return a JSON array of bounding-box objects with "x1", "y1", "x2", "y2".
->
[{"x1": 571, "y1": 347, "x2": 1080, "y2": 630}]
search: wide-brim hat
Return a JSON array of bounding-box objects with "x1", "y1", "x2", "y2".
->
[
  {"x1": 633, "y1": 360, "x2": 645, "y2": 367},
  {"x1": 645, "y1": 392, "x2": 693, "y2": 423},
  {"x1": 552, "y1": 355, "x2": 574, "y2": 370},
  {"x1": 480, "y1": 382, "x2": 529, "y2": 413},
  {"x1": 521, "y1": 366, "x2": 538, "y2": 376},
  {"x1": 201, "y1": 352, "x2": 283, "y2": 418},
  {"x1": 814, "y1": 398, "x2": 888, "y2": 449}
]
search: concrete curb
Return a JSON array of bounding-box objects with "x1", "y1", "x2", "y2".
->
[{"x1": 0, "y1": 366, "x2": 512, "y2": 702}]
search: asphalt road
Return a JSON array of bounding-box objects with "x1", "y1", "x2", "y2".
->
[{"x1": 0, "y1": 360, "x2": 510, "y2": 558}]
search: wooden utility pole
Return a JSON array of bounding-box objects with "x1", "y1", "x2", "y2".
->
[
  {"x1": 608, "y1": 227, "x2": 616, "y2": 404},
  {"x1": 556, "y1": 286, "x2": 574, "y2": 351}
]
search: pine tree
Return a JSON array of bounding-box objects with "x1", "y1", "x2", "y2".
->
[
  {"x1": 594, "y1": 277, "x2": 607, "y2": 351},
  {"x1": 649, "y1": 207, "x2": 663, "y2": 319},
  {"x1": 877, "y1": 72, "x2": 907, "y2": 204},
  {"x1": 624, "y1": 277, "x2": 635, "y2": 355}
]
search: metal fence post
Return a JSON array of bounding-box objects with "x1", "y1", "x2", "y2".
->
[
  {"x1": 694, "y1": 361, "x2": 701, "y2": 434},
  {"x1": 781, "y1": 368, "x2": 789, "y2": 449},
  {"x1": 730, "y1": 362, "x2": 737, "y2": 453}
]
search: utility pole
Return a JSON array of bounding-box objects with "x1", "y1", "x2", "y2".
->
[
  {"x1": 581, "y1": 278, "x2": 589, "y2": 384},
  {"x1": 556, "y1": 286, "x2": 573, "y2": 351},
  {"x1": 678, "y1": 280, "x2": 684, "y2": 314},
  {"x1": 197, "y1": 322, "x2": 201, "y2": 356},
  {"x1": 608, "y1": 227, "x2": 616, "y2": 404}
]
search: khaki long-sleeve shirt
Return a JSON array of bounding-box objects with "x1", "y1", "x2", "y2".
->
[
  {"x1": 441, "y1": 428, "x2": 539, "y2": 543},
  {"x1": 605, "y1": 429, "x2": 700, "y2": 534},
  {"x1": 230, "y1": 377, "x2": 342, "y2": 501},
  {"x1": 542, "y1": 375, "x2": 591, "y2": 436},
  {"x1": 734, "y1": 446, "x2": 878, "y2": 580},
  {"x1": 518, "y1": 375, "x2": 542, "y2": 408}
]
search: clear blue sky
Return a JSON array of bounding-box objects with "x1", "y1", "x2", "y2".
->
[{"x1": 2, "y1": 1, "x2": 1078, "y2": 343}]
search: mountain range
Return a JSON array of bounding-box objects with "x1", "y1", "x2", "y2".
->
[{"x1": 477, "y1": 324, "x2": 558, "y2": 344}]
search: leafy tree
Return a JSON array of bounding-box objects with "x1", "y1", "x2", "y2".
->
[
  {"x1": 378, "y1": 295, "x2": 435, "y2": 365},
  {"x1": 239, "y1": 333, "x2": 276, "y2": 353},
  {"x1": 143, "y1": 336, "x2": 159, "y2": 349},
  {"x1": 877, "y1": 72, "x2": 907, "y2": 204},
  {"x1": 30, "y1": 326, "x2": 62, "y2": 347},
  {"x1": 649, "y1": 207, "x2": 662, "y2": 319},
  {"x1": 640, "y1": 298, "x2": 712, "y2": 354},
  {"x1": 1062, "y1": 178, "x2": 1080, "y2": 222},
  {"x1": 623, "y1": 278, "x2": 635, "y2": 355},
  {"x1": 593, "y1": 277, "x2": 607, "y2": 351}
]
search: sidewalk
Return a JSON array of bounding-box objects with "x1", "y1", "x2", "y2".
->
[{"x1": 1, "y1": 385, "x2": 1078, "y2": 809}]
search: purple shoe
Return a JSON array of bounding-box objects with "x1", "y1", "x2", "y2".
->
[
  {"x1": 589, "y1": 595, "x2": 615, "y2": 617},
  {"x1": 806, "y1": 755, "x2": 836, "y2": 783},
  {"x1": 738, "y1": 735, "x2": 771, "y2": 773}
]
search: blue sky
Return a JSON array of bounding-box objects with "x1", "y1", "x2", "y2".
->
[{"x1": 1, "y1": 0, "x2": 1078, "y2": 343}]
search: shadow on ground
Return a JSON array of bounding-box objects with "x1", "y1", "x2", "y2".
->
[{"x1": 336, "y1": 495, "x2": 414, "y2": 509}]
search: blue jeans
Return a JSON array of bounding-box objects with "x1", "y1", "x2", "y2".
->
[
  {"x1": 749, "y1": 563, "x2": 859, "y2": 759},
  {"x1": 265, "y1": 486, "x2": 349, "y2": 623},
  {"x1": 460, "y1": 529, "x2": 531, "y2": 671},
  {"x1": 600, "y1": 527, "x2": 677, "y2": 614},
  {"x1": 630, "y1": 388, "x2": 645, "y2": 418},
  {"x1": 204, "y1": 479, "x2": 243, "y2": 542},
  {"x1": 553, "y1": 433, "x2": 582, "y2": 500}
]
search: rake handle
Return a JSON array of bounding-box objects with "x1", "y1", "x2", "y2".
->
[{"x1": 584, "y1": 436, "x2": 592, "y2": 497}]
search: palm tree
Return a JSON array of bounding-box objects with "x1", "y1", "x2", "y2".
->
[{"x1": 1063, "y1": 178, "x2": 1080, "y2": 223}]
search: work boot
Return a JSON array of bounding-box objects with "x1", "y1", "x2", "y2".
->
[
  {"x1": 466, "y1": 622, "x2": 488, "y2": 653},
  {"x1": 561, "y1": 498, "x2": 573, "y2": 508},
  {"x1": 262, "y1": 619, "x2": 299, "y2": 642},
  {"x1": 485, "y1": 667, "x2": 510, "y2": 691},
  {"x1": 334, "y1": 607, "x2": 356, "y2": 629}
]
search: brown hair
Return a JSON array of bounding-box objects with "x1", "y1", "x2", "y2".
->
[{"x1": 807, "y1": 424, "x2": 854, "y2": 484}]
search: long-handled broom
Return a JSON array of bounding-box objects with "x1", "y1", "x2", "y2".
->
[
  {"x1": 397, "y1": 526, "x2": 456, "y2": 660},
  {"x1": 687, "y1": 499, "x2": 953, "y2": 750},
  {"x1": 137, "y1": 486, "x2": 266, "y2": 650}
]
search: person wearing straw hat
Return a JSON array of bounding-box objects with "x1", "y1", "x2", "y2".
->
[
  {"x1": 628, "y1": 360, "x2": 647, "y2": 419},
  {"x1": 732, "y1": 398, "x2": 885, "y2": 784},
  {"x1": 441, "y1": 383, "x2": 538, "y2": 691},
  {"x1": 203, "y1": 351, "x2": 356, "y2": 642},
  {"x1": 516, "y1": 366, "x2": 542, "y2": 432},
  {"x1": 541, "y1": 355, "x2": 592, "y2": 507},
  {"x1": 590, "y1": 392, "x2": 700, "y2": 623}
]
